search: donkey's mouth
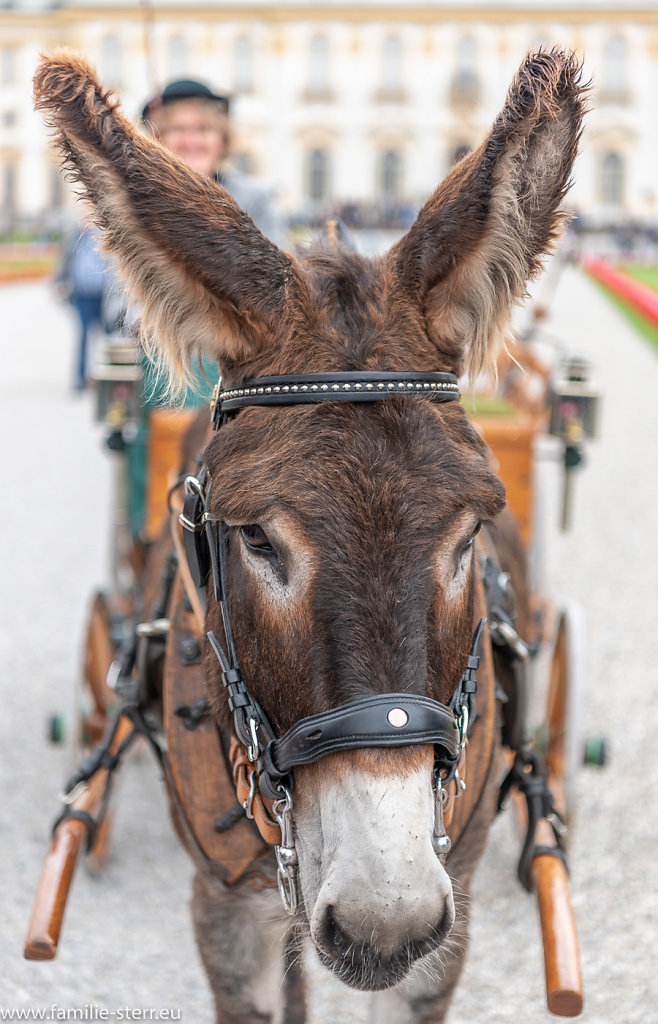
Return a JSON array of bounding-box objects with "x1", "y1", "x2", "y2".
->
[
  {"x1": 315, "y1": 933, "x2": 442, "y2": 992},
  {"x1": 312, "y1": 905, "x2": 452, "y2": 991}
]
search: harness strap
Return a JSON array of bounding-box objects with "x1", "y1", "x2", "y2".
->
[
  {"x1": 498, "y1": 748, "x2": 568, "y2": 891},
  {"x1": 230, "y1": 739, "x2": 282, "y2": 846}
]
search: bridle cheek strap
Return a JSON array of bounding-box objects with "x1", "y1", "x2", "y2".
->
[{"x1": 257, "y1": 693, "x2": 461, "y2": 801}]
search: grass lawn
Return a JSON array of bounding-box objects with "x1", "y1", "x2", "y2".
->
[
  {"x1": 620, "y1": 264, "x2": 658, "y2": 291},
  {"x1": 588, "y1": 264, "x2": 658, "y2": 355}
]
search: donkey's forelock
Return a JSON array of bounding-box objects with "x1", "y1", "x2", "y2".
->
[{"x1": 34, "y1": 47, "x2": 586, "y2": 391}]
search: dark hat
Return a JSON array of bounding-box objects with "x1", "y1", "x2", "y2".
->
[{"x1": 141, "y1": 79, "x2": 230, "y2": 121}]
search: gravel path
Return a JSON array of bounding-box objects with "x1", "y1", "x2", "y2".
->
[{"x1": 1, "y1": 269, "x2": 656, "y2": 1022}]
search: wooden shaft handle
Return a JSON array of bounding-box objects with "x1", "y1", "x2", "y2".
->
[
  {"x1": 531, "y1": 821, "x2": 583, "y2": 1017},
  {"x1": 24, "y1": 818, "x2": 89, "y2": 960},
  {"x1": 24, "y1": 715, "x2": 133, "y2": 961}
]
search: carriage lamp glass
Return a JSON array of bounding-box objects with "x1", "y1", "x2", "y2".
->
[
  {"x1": 387, "y1": 707, "x2": 409, "y2": 728},
  {"x1": 548, "y1": 356, "x2": 600, "y2": 442},
  {"x1": 91, "y1": 338, "x2": 142, "y2": 425}
]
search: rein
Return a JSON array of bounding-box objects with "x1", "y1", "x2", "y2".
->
[{"x1": 180, "y1": 369, "x2": 486, "y2": 914}]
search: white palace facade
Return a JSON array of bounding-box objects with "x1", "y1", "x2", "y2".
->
[{"x1": 2, "y1": 0, "x2": 658, "y2": 229}]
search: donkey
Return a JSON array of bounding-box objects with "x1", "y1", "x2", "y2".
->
[{"x1": 35, "y1": 49, "x2": 585, "y2": 1023}]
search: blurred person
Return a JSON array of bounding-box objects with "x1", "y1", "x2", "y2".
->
[
  {"x1": 141, "y1": 78, "x2": 282, "y2": 244},
  {"x1": 56, "y1": 209, "x2": 117, "y2": 390}
]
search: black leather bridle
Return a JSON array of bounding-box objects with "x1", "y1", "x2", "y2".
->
[{"x1": 180, "y1": 370, "x2": 485, "y2": 912}]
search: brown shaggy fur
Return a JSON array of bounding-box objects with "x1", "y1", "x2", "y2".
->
[{"x1": 34, "y1": 48, "x2": 586, "y2": 1023}]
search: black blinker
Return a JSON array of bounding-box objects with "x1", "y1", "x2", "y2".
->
[{"x1": 181, "y1": 487, "x2": 210, "y2": 590}]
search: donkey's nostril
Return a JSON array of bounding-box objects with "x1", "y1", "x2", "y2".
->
[{"x1": 323, "y1": 905, "x2": 354, "y2": 957}]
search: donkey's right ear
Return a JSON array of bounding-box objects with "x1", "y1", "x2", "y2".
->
[
  {"x1": 390, "y1": 48, "x2": 587, "y2": 378},
  {"x1": 34, "y1": 53, "x2": 306, "y2": 389}
]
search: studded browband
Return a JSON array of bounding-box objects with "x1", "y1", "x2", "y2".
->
[{"x1": 211, "y1": 370, "x2": 460, "y2": 426}]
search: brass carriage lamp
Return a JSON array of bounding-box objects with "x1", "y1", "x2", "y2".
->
[
  {"x1": 548, "y1": 356, "x2": 600, "y2": 443},
  {"x1": 91, "y1": 337, "x2": 143, "y2": 431},
  {"x1": 548, "y1": 357, "x2": 601, "y2": 530}
]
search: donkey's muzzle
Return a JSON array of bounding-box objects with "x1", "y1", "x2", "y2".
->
[{"x1": 314, "y1": 900, "x2": 455, "y2": 991}]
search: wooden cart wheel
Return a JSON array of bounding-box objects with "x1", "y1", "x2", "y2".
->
[
  {"x1": 544, "y1": 601, "x2": 586, "y2": 825},
  {"x1": 76, "y1": 591, "x2": 123, "y2": 872},
  {"x1": 79, "y1": 591, "x2": 118, "y2": 749}
]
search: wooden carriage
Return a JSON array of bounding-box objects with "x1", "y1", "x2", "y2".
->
[{"x1": 26, "y1": 325, "x2": 602, "y2": 1019}]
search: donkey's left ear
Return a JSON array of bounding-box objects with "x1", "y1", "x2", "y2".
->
[
  {"x1": 34, "y1": 53, "x2": 307, "y2": 392},
  {"x1": 390, "y1": 49, "x2": 588, "y2": 377}
]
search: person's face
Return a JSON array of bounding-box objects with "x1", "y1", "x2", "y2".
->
[{"x1": 156, "y1": 99, "x2": 227, "y2": 178}]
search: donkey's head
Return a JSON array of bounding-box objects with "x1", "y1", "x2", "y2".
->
[{"x1": 35, "y1": 49, "x2": 585, "y2": 990}]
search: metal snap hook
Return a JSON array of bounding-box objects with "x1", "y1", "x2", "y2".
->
[
  {"x1": 432, "y1": 775, "x2": 452, "y2": 858},
  {"x1": 247, "y1": 715, "x2": 260, "y2": 762},
  {"x1": 458, "y1": 704, "x2": 469, "y2": 744},
  {"x1": 273, "y1": 787, "x2": 298, "y2": 915},
  {"x1": 243, "y1": 769, "x2": 257, "y2": 820}
]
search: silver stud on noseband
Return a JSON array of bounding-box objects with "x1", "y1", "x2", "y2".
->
[{"x1": 387, "y1": 707, "x2": 409, "y2": 728}]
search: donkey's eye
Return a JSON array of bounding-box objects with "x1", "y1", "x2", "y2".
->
[
  {"x1": 459, "y1": 523, "x2": 482, "y2": 559},
  {"x1": 467, "y1": 522, "x2": 482, "y2": 545},
  {"x1": 240, "y1": 525, "x2": 274, "y2": 555}
]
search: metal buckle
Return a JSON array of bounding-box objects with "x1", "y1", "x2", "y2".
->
[
  {"x1": 210, "y1": 377, "x2": 223, "y2": 429},
  {"x1": 179, "y1": 475, "x2": 206, "y2": 532},
  {"x1": 184, "y1": 474, "x2": 205, "y2": 500}
]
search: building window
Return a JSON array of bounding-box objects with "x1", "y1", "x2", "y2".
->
[
  {"x1": 382, "y1": 35, "x2": 402, "y2": 96},
  {"x1": 457, "y1": 35, "x2": 476, "y2": 72},
  {"x1": 168, "y1": 35, "x2": 188, "y2": 79},
  {"x1": 234, "y1": 34, "x2": 253, "y2": 93},
  {"x1": 51, "y1": 166, "x2": 64, "y2": 210},
  {"x1": 2, "y1": 163, "x2": 17, "y2": 216},
  {"x1": 100, "y1": 34, "x2": 122, "y2": 87},
  {"x1": 379, "y1": 150, "x2": 402, "y2": 197},
  {"x1": 309, "y1": 34, "x2": 330, "y2": 96},
  {"x1": 602, "y1": 36, "x2": 627, "y2": 99},
  {"x1": 1, "y1": 47, "x2": 17, "y2": 85},
  {"x1": 600, "y1": 151, "x2": 624, "y2": 206},
  {"x1": 450, "y1": 142, "x2": 472, "y2": 167},
  {"x1": 307, "y1": 149, "x2": 329, "y2": 201},
  {"x1": 450, "y1": 36, "x2": 480, "y2": 105}
]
